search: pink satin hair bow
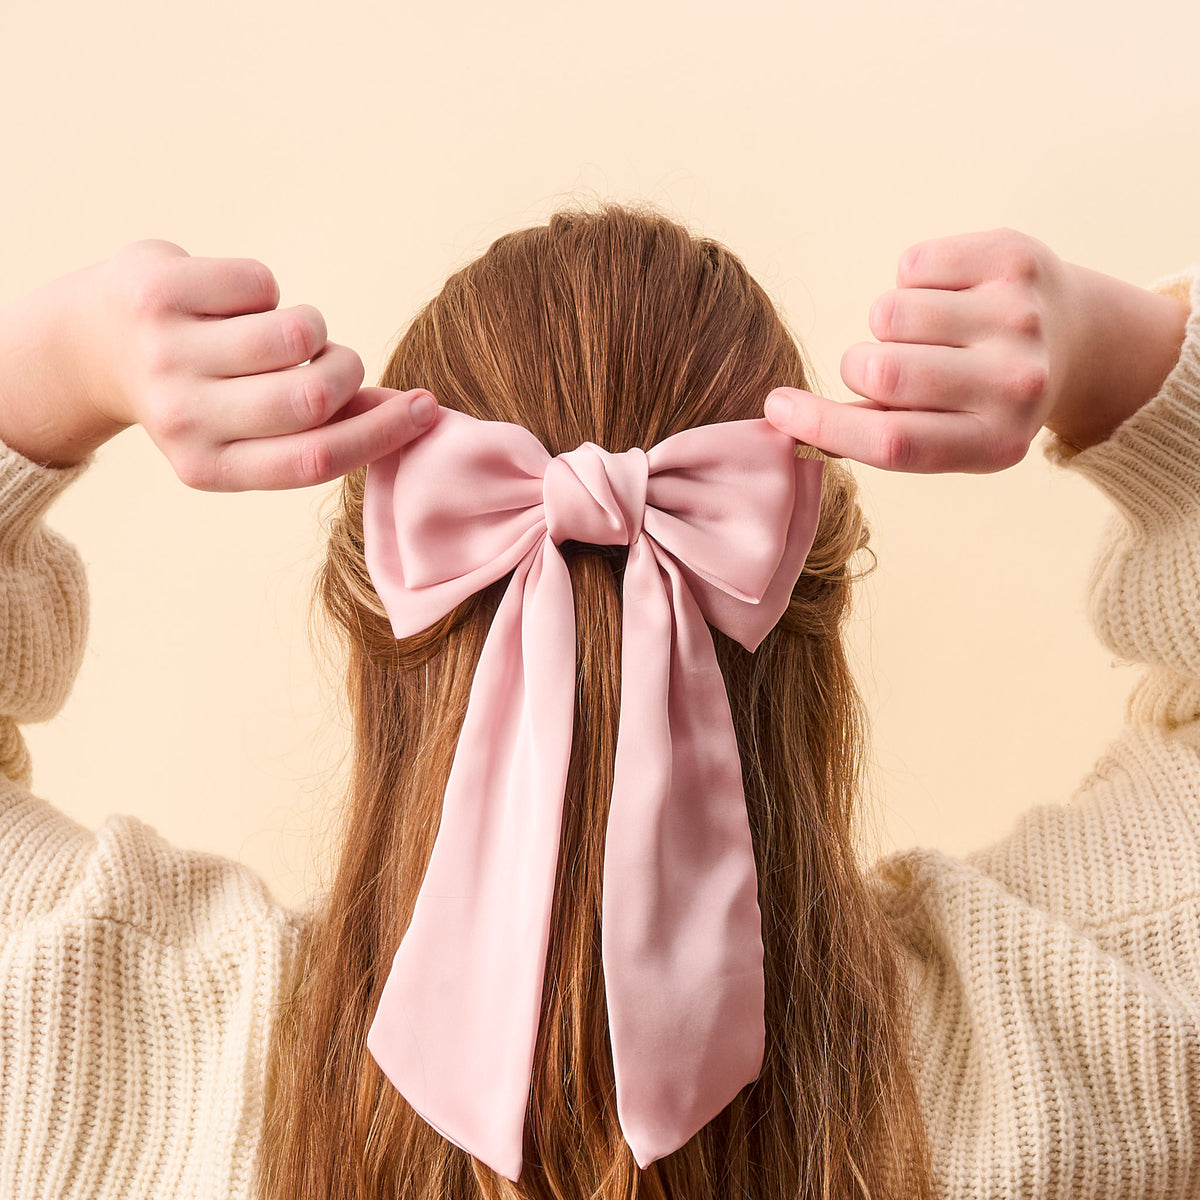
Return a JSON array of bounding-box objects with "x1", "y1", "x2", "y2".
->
[{"x1": 362, "y1": 405, "x2": 825, "y2": 1181}]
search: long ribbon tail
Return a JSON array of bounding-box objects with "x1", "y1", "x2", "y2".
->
[
  {"x1": 602, "y1": 535, "x2": 766, "y2": 1168},
  {"x1": 366, "y1": 535, "x2": 576, "y2": 1183}
]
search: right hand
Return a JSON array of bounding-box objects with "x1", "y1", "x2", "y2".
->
[
  {"x1": 763, "y1": 227, "x2": 1087, "y2": 473},
  {"x1": 75, "y1": 239, "x2": 440, "y2": 491}
]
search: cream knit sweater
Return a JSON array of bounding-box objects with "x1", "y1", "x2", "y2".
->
[{"x1": 2, "y1": 269, "x2": 1200, "y2": 1199}]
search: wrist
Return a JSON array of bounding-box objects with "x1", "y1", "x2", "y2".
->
[
  {"x1": 0, "y1": 266, "x2": 131, "y2": 468},
  {"x1": 1044, "y1": 264, "x2": 1191, "y2": 452}
]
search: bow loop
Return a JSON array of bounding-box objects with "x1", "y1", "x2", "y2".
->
[
  {"x1": 362, "y1": 405, "x2": 825, "y2": 1182},
  {"x1": 642, "y1": 419, "x2": 821, "y2": 651},
  {"x1": 363, "y1": 410, "x2": 551, "y2": 636}
]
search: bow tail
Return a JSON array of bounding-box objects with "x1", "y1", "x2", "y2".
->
[
  {"x1": 366, "y1": 535, "x2": 577, "y2": 1183},
  {"x1": 602, "y1": 536, "x2": 767, "y2": 1169}
]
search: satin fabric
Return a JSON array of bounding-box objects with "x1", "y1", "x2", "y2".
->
[{"x1": 362, "y1": 407, "x2": 825, "y2": 1181}]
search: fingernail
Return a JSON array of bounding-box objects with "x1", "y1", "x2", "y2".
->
[
  {"x1": 765, "y1": 393, "x2": 792, "y2": 426},
  {"x1": 411, "y1": 393, "x2": 438, "y2": 428}
]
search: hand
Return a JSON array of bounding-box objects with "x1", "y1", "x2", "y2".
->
[
  {"x1": 80, "y1": 239, "x2": 439, "y2": 490},
  {"x1": 763, "y1": 228, "x2": 1088, "y2": 473}
]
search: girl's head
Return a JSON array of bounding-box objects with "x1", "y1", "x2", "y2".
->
[{"x1": 255, "y1": 200, "x2": 933, "y2": 1200}]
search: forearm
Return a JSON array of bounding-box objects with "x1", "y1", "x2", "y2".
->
[
  {"x1": 1044, "y1": 264, "x2": 1191, "y2": 452},
  {"x1": 0, "y1": 270, "x2": 130, "y2": 470}
]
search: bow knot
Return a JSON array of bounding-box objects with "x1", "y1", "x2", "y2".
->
[
  {"x1": 543, "y1": 442, "x2": 649, "y2": 546},
  {"x1": 362, "y1": 407, "x2": 825, "y2": 1182}
]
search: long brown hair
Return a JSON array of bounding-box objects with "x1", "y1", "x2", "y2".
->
[{"x1": 254, "y1": 200, "x2": 933, "y2": 1199}]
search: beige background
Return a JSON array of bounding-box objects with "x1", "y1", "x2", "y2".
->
[{"x1": 1, "y1": 0, "x2": 1196, "y2": 913}]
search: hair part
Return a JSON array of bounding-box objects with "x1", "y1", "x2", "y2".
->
[{"x1": 253, "y1": 199, "x2": 933, "y2": 1199}]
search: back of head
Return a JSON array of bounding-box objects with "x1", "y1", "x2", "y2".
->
[{"x1": 254, "y1": 201, "x2": 933, "y2": 1200}]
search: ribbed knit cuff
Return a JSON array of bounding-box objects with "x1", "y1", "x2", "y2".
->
[
  {"x1": 1039, "y1": 263, "x2": 1200, "y2": 534},
  {"x1": 0, "y1": 439, "x2": 95, "y2": 553}
]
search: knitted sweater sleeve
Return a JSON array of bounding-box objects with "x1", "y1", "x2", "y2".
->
[
  {"x1": 871, "y1": 262, "x2": 1200, "y2": 1196},
  {"x1": 0, "y1": 446, "x2": 306, "y2": 1193},
  {"x1": 966, "y1": 262, "x2": 1200, "y2": 917},
  {"x1": 0, "y1": 446, "x2": 96, "y2": 887}
]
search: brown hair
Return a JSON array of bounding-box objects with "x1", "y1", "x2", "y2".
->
[{"x1": 253, "y1": 200, "x2": 933, "y2": 1199}]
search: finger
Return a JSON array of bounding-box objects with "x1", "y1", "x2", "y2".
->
[
  {"x1": 897, "y1": 227, "x2": 1032, "y2": 291},
  {"x1": 765, "y1": 390, "x2": 887, "y2": 459},
  {"x1": 187, "y1": 303, "x2": 328, "y2": 377},
  {"x1": 204, "y1": 341, "x2": 366, "y2": 440},
  {"x1": 163, "y1": 255, "x2": 281, "y2": 317},
  {"x1": 204, "y1": 388, "x2": 440, "y2": 492},
  {"x1": 765, "y1": 388, "x2": 1012, "y2": 474},
  {"x1": 840, "y1": 341, "x2": 989, "y2": 412},
  {"x1": 120, "y1": 238, "x2": 190, "y2": 261},
  {"x1": 869, "y1": 285, "x2": 999, "y2": 349}
]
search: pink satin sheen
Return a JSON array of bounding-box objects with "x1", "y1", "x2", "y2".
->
[{"x1": 362, "y1": 406, "x2": 825, "y2": 1182}]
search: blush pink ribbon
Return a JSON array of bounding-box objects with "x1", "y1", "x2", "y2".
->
[{"x1": 361, "y1": 405, "x2": 825, "y2": 1182}]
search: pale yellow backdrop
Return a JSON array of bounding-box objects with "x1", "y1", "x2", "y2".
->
[{"x1": 1, "y1": 0, "x2": 1196, "y2": 912}]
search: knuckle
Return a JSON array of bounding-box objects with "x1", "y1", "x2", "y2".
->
[
  {"x1": 998, "y1": 234, "x2": 1041, "y2": 283},
  {"x1": 116, "y1": 239, "x2": 187, "y2": 276},
  {"x1": 869, "y1": 291, "x2": 897, "y2": 339},
  {"x1": 1006, "y1": 361, "x2": 1049, "y2": 407},
  {"x1": 128, "y1": 237, "x2": 187, "y2": 257},
  {"x1": 897, "y1": 245, "x2": 922, "y2": 285},
  {"x1": 865, "y1": 350, "x2": 902, "y2": 402},
  {"x1": 295, "y1": 439, "x2": 335, "y2": 486},
  {"x1": 877, "y1": 426, "x2": 916, "y2": 472},
  {"x1": 146, "y1": 392, "x2": 193, "y2": 441},
  {"x1": 300, "y1": 304, "x2": 329, "y2": 350},
  {"x1": 1010, "y1": 248, "x2": 1041, "y2": 283},
  {"x1": 295, "y1": 375, "x2": 334, "y2": 427},
  {"x1": 128, "y1": 267, "x2": 172, "y2": 318},
  {"x1": 1005, "y1": 302, "x2": 1043, "y2": 338},
  {"x1": 246, "y1": 259, "x2": 280, "y2": 307},
  {"x1": 281, "y1": 311, "x2": 319, "y2": 363}
]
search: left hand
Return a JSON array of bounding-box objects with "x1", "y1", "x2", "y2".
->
[{"x1": 77, "y1": 238, "x2": 440, "y2": 490}]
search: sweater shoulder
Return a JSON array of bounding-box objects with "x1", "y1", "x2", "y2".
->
[
  {"x1": 1, "y1": 778, "x2": 310, "y2": 946},
  {"x1": 868, "y1": 795, "x2": 1200, "y2": 1195},
  {"x1": 869, "y1": 724, "x2": 1200, "y2": 940},
  {"x1": 0, "y1": 779, "x2": 313, "y2": 1197},
  {"x1": 87, "y1": 807, "x2": 311, "y2": 944}
]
